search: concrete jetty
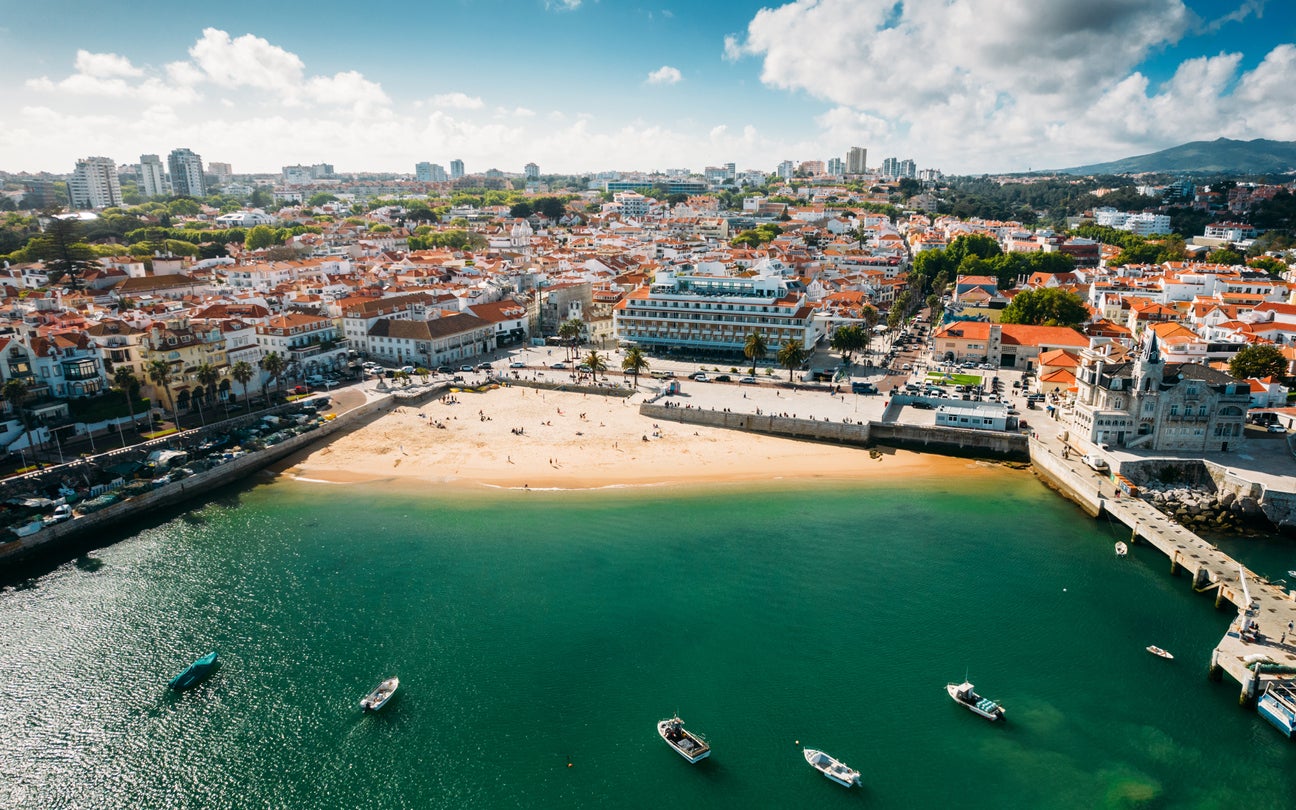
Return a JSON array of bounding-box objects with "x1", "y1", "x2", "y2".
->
[{"x1": 1031, "y1": 437, "x2": 1296, "y2": 704}]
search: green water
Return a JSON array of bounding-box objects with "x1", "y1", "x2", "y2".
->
[{"x1": 1, "y1": 469, "x2": 1293, "y2": 809}]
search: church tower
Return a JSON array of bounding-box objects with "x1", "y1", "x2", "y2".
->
[{"x1": 1133, "y1": 331, "x2": 1164, "y2": 394}]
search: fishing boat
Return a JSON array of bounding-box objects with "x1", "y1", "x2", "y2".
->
[
  {"x1": 1146, "y1": 645, "x2": 1174, "y2": 659},
  {"x1": 1257, "y1": 681, "x2": 1296, "y2": 738},
  {"x1": 1288, "y1": 570, "x2": 1296, "y2": 580},
  {"x1": 1115, "y1": 541, "x2": 1128, "y2": 557},
  {"x1": 656, "y1": 716, "x2": 710, "y2": 763},
  {"x1": 946, "y1": 681, "x2": 1005, "y2": 721},
  {"x1": 169, "y1": 651, "x2": 219, "y2": 691},
  {"x1": 803, "y1": 748, "x2": 860, "y2": 787},
  {"x1": 360, "y1": 677, "x2": 399, "y2": 711}
]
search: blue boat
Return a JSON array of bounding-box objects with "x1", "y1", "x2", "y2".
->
[{"x1": 169, "y1": 651, "x2": 219, "y2": 691}]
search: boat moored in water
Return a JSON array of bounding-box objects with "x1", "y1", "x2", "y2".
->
[
  {"x1": 1257, "y1": 681, "x2": 1296, "y2": 738},
  {"x1": 169, "y1": 651, "x2": 219, "y2": 691},
  {"x1": 657, "y1": 716, "x2": 710, "y2": 763},
  {"x1": 1146, "y1": 645, "x2": 1174, "y2": 659},
  {"x1": 803, "y1": 748, "x2": 860, "y2": 787},
  {"x1": 360, "y1": 677, "x2": 399, "y2": 711},
  {"x1": 1115, "y1": 541, "x2": 1128, "y2": 557},
  {"x1": 946, "y1": 681, "x2": 1005, "y2": 721}
]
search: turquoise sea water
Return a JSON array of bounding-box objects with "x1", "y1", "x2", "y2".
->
[{"x1": 1, "y1": 467, "x2": 1294, "y2": 809}]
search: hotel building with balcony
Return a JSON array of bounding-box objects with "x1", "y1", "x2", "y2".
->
[{"x1": 613, "y1": 268, "x2": 816, "y2": 358}]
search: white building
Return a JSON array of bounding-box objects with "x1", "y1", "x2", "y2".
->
[
  {"x1": 847, "y1": 146, "x2": 867, "y2": 175},
  {"x1": 524, "y1": 162, "x2": 539, "y2": 179},
  {"x1": 1093, "y1": 207, "x2": 1171, "y2": 236},
  {"x1": 215, "y1": 209, "x2": 276, "y2": 228},
  {"x1": 68, "y1": 157, "x2": 122, "y2": 209},
  {"x1": 168, "y1": 148, "x2": 206, "y2": 197},
  {"x1": 613, "y1": 268, "x2": 816, "y2": 357},
  {"x1": 139, "y1": 154, "x2": 169, "y2": 199}
]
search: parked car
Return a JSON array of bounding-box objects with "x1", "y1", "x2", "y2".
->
[
  {"x1": 911, "y1": 401, "x2": 934, "y2": 410},
  {"x1": 739, "y1": 376, "x2": 757, "y2": 384},
  {"x1": 1267, "y1": 424, "x2": 1287, "y2": 433},
  {"x1": 437, "y1": 365, "x2": 453, "y2": 374},
  {"x1": 1081, "y1": 454, "x2": 1109, "y2": 472},
  {"x1": 551, "y1": 361, "x2": 568, "y2": 370},
  {"x1": 690, "y1": 372, "x2": 709, "y2": 382},
  {"x1": 477, "y1": 362, "x2": 493, "y2": 370},
  {"x1": 509, "y1": 361, "x2": 526, "y2": 368},
  {"x1": 459, "y1": 365, "x2": 474, "y2": 372},
  {"x1": 713, "y1": 374, "x2": 732, "y2": 382},
  {"x1": 289, "y1": 385, "x2": 311, "y2": 395}
]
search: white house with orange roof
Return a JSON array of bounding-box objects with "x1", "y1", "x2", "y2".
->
[
  {"x1": 256, "y1": 312, "x2": 348, "y2": 376},
  {"x1": 930, "y1": 322, "x2": 1089, "y2": 370}
]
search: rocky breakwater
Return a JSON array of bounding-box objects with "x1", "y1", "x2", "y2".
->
[{"x1": 1141, "y1": 483, "x2": 1270, "y2": 535}]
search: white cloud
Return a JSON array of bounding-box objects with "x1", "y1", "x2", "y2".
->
[
  {"x1": 646, "y1": 65, "x2": 682, "y2": 85},
  {"x1": 431, "y1": 92, "x2": 485, "y2": 110},
  {"x1": 187, "y1": 28, "x2": 304, "y2": 93},
  {"x1": 544, "y1": 0, "x2": 582, "y2": 10},
  {"x1": 73, "y1": 50, "x2": 143, "y2": 79},
  {"x1": 723, "y1": 0, "x2": 1296, "y2": 171}
]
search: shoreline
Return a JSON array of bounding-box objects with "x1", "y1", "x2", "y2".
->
[{"x1": 283, "y1": 386, "x2": 993, "y2": 492}]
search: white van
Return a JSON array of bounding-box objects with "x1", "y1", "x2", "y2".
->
[{"x1": 1081, "y1": 454, "x2": 1109, "y2": 472}]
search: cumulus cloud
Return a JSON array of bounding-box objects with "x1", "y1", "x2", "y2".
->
[
  {"x1": 544, "y1": 0, "x2": 582, "y2": 10},
  {"x1": 725, "y1": 0, "x2": 1296, "y2": 170},
  {"x1": 188, "y1": 28, "x2": 304, "y2": 93},
  {"x1": 430, "y1": 92, "x2": 485, "y2": 110},
  {"x1": 646, "y1": 65, "x2": 682, "y2": 85}
]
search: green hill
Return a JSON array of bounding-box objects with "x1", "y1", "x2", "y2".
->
[{"x1": 1059, "y1": 138, "x2": 1296, "y2": 175}]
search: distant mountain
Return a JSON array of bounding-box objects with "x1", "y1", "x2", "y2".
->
[{"x1": 1058, "y1": 138, "x2": 1296, "y2": 176}]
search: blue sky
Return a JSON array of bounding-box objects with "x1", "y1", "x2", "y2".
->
[{"x1": 2, "y1": 0, "x2": 1294, "y2": 177}]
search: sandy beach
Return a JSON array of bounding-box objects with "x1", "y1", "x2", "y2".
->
[{"x1": 284, "y1": 385, "x2": 996, "y2": 491}]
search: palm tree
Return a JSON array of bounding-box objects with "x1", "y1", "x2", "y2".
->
[
  {"x1": 583, "y1": 350, "x2": 607, "y2": 380},
  {"x1": 259, "y1": 351, "x2": 286, "y2": 400},
  {"x1": 3, "y1": 377, "x2": 30, "y2": 432},
  {"x1": 558, "y1": 318, "x2": 583, "y2": 363},
  {"x1": 743, "y1": 331, "x2": 768, "y2": 377},
  {"x1": 621, "y1": 346, "x2": 649, "y2": 388},
  {"x1": 777, "y1": 339, "x2": 809, "y2": 382},
  {"x1": 230, "y1": 360, "x2": 255, "y2": 414},
  {"x1": 112, "y1": 366, "x2": 139, "y2": 432},
  {"x1": 146, "y1": 359, "x2": 177, "y2": 428},
  {"x1": 415, "y1": 367, "x2": 430, "y2": 384},
  {"x1": 194, "y1": 362, "x2": 221, "y2": 423}
]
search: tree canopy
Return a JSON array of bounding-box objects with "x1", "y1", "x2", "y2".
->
[
  {"x1": 1228, "y1": 344, "x2": 1287, "y2": 381},
  {"x1": 999, "y1": 287, "x2": 1090, "y2": 327}
]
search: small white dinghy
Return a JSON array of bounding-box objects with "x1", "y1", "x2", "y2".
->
[
  {"x1": 1115, "y1": 541, "x2": 1128, "y2": 557},
  {"x1": 1146, "y1": 646, "x2": 1173, "y2": 660},
  {"x1": 360, "y1": 677, "x2": 399, "y2": 711},
  {"x1": 803, "y1": 748, "x2": 860, "y2": 787}
]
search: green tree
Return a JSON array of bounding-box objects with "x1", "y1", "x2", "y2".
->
[
  {"x1": 195, "y1": 362, "x2": 221, "y2": 409},
  {"x1": 146, "y1": 359, "x2": 177, "y2": 427},
  {"x1": 621, "y1": 346, "x2": 649, "y2": 387},
  {"x1": 583, "y1": 350, "x2": 607, "y2": 380},
  {"x1": 777, "y1": 339, "x2": 809, "y2": 382},
  {"x1": 112, "y1": 366, "x2": 140, "y2": 432},
  {"x1": 1248, "y1": 256, "x2": 1288, "y2": 278},
  {"x1": 415, "y1": 366, "x2": 430, "y2": 383},
  {"x1": 509, "y1": 202, "x2": 533, "y2": 219},
  {"x1": 743, "y1": 331, "x2": 768, "y2": 376},
  {"x1": 306, "y1": 192, "x2": 339, "y2": 207},
  {"x1": 244, "y1": 224, "x2": 277, "y2": 250},
  {"x1": 999, "y1": 287, "x2": 1090, "y2": 327},
  {"x1": 230, "y1": 360, "x2": 255, "y2": 414},
  {"x1": 829, "y1": 324, "x2": 868, "y2": 369},
  {"x1": 167, "y1": 198, "x2": 202, "y2": 217},
  {"x1": 1229, "y1": 345, "x2": 1287, "y2": 381},
  {"x1": 28, "y1": 217, "x2": 97, "y2": 290},
  {"x1": 3, "y1": 378, "x2": 31, "y2": 439},
  {"x1": 259, "y1": 351, "x2": 286, "y2": 397},
  {"x1": 558, "y1": 318, "x2": 583, "y2": 362},
  {"x1": 535, "y1": 197, "x2": 567, "y2": 220},
  {"x1": 1206, "y1": 247, "x2": 1244, "y2": 265}
]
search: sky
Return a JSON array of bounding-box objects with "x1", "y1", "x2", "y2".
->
[{"x1": 2, "y1": 0, "x2": 1294, "y2": 178}]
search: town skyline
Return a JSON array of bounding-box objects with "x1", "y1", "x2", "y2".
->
[{"x1": 2, "y1": 1, "x2": 1295, "y2": 176}]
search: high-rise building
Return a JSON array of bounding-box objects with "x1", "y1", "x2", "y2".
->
[
  {"x1": 168, "y1": 148, "x2": 206, "y2": 197},
  {"x1": 450, "y1": 159, "x2": 464, "y2": 179},
  {"x1": 139, "y1": 154, "x2": 169, "y2": 198},
  {"x1": 208, "y1": 162, "x2": 233, "y2": 185},
  {"x1": 415, "y1": 162, "x2": 434, "y2": 182},
  {"x1": 898, "y1": 158, "x2": 916, "y2": 179},
  {"x1": 22, "y1": 179, "x2": 57, "y2": 210},
  {"x1": 524, "y1": 162, "x2": 539, "y2": 179},
  {"x1": 68, "y1": 156, "x2": 122, "y2": 209},
  {"x1": 776, "y1": 160, "x2": 795, "y2": 180},
  {"x1": 827, "y1": 157, "x2": 844, "y2": 177},
  {"x1": 881, "y1": 157, "x2": 899, "y2": 178},
  {"x1": 847, "y1": 146, "x2": 867, "y2": 175},
  {"x1": 724, "y1": 162, "x2": 736, "y2": 181}
]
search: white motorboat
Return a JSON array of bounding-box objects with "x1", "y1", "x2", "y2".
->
[
  {"x1": 657, "y1": 716, "x2": 710, "y2": 763},
  {"x1": 1115, "y1": 541, "x2": 1128, "y2": 557},
  {"x1": 946, "y1": 681, "x2": 1005, "y2": 721},
  {"x1": 1146, "y1": 646, "x2": 1173, "y2": 659},
  {"x1": 803, "y1": 748, "x2": 860, "y2": 787},
  {"x1": 360, "y1": 677, "x2": 399, "y2": 711}
]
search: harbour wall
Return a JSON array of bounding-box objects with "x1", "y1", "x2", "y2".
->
[
  {"x1": 1117, "y1": 458, "x2": 1296, "y2": 530},
  {"x1": 1028, "y1": 436, "x2": 1105, "y2": 517},
  {"x1": 0, "y1": 393, "x2": 395, "y2": 566},
  {"x1": 638, "y1": 405, "x2": 1029, "y2": 459}
]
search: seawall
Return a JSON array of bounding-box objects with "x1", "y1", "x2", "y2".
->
[
  {"x1": 638, "y1": 404, "x2": 1029, "y2": 459},
  {"x1": 0, "y1": 393, "x2": 394, "y2": 566}
]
